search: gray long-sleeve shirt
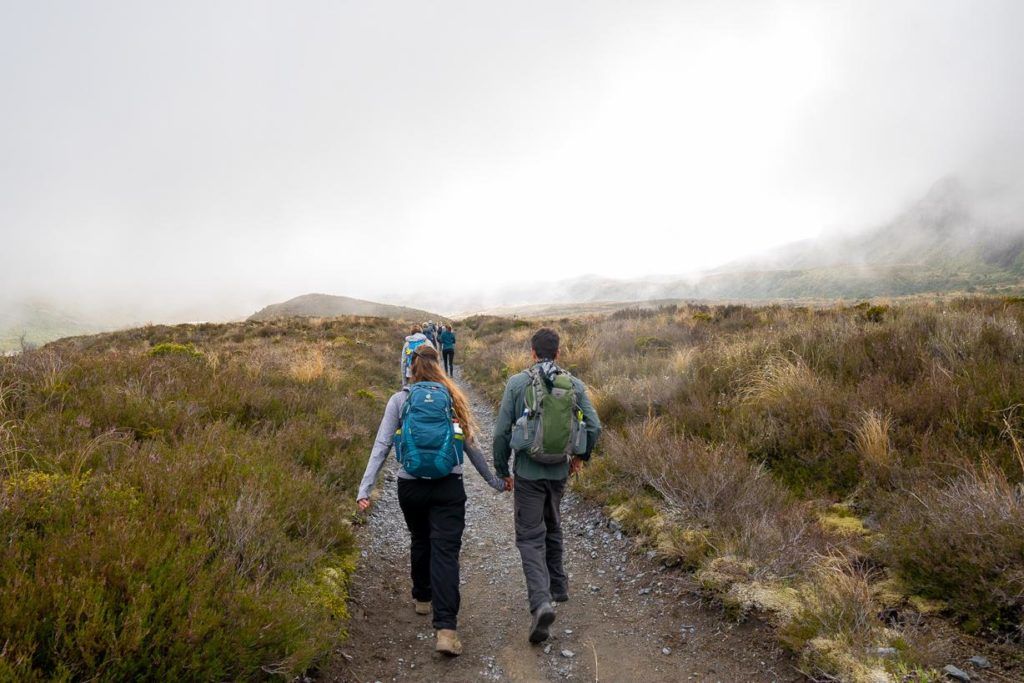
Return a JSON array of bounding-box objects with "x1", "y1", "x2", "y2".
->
[{"x1": 357, "y1": 389, "x2": 503, "y2": 500}]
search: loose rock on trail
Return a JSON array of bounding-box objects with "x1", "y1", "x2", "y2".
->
[{"x1": 329, "y1": 370, "x2": 800, "y2": 682}]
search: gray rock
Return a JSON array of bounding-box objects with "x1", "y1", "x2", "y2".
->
[
  {"x1": 662, "y1": 647, "x2": 672, "y2": 655},
  {"x1": 943, "y1": 664, "x2": 971, "y2": 682},
  {"x1": 875, "y1": 647, "x2": 897, "y2": 657},
  {"x1": 561, "y1": 649, "x2": 575, "y2": 658},
  {"x1": 968, "y1": 656, "x2": 991, "y2": 669}
]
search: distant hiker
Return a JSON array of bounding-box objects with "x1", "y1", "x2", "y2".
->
[
  {"x1": 357, "y1": 344, "x2": 507, "y2": 656},
  {"x1": 440, "y1": 324, "x2": 457, "y2": 375},
  {"x1": 493, "y1": 328, "x2": 601, "y2": 644},
  {"x1": 423, "y1": 320, "x2": 439, "y2": 349},
  {"x1": 401, "y1": 325, "x2": 429, "y2": 386}
]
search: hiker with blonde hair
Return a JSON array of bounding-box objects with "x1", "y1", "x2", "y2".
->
[{"x1": 357, "y1": 344, "x2": 506, "y2": 656}]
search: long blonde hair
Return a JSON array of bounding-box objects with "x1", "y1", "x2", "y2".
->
[{"x1": 409, "y1": 345, "x2": 478, "y2": 442}]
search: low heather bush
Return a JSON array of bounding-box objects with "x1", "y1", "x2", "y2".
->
[
  {"x1": 0, "y1": 316, "x2": 403, "y2": 679},
  {"x1": 461, "y1": 297, "x2": 1024, "y2": 670},
  {"x1": 880, "y1": 462, "x2": 1024, "y2": 637}
]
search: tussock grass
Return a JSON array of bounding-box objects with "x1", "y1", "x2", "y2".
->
[
  {"x1": 462, "y1": 297, "x2": 1024, "y2": 679},
  {"x1": 0, "y1": 316, "x2": 403, "y2": 680}
]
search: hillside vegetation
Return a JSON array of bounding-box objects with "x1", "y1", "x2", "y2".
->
[
  {"x1": 0, "y1": 302, "x2": 102, "y2": 353},
  {"x1": 0, "y1": 316, "x2": 402, "y2": 680},
  {"x1": 461, "y1": 298, "x2": 1024, "y2": 681},
  {"x1": 480, "y1": 179, "x2": 1024, "y2": 308},
  {"x1": 249, "y1": 293, "x2": 438, "y2": 323}
]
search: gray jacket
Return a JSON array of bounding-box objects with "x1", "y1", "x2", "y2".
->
[{"x1": 357, "y1": 389, "x2": 503, "y2": 500}]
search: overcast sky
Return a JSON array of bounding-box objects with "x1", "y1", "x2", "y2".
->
[{"x1": 2, "y1": 0, "x2": 1023, "y2": 320}]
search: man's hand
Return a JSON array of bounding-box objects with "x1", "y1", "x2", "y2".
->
[
  {"x1": 357, "y1": 498, "x2": 372, "y2": 512},
  {"x1": 569, "y1": 457, "x2": 584, "y2": 476},
  {"x1": 503, "y1": 477, "x2": 514, "y2": 492}
]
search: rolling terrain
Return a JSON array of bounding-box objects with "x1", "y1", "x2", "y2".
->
[
  {"x1": 458, "y1": 177, "x2": 1024, "y2": 312},
  {"x1": 249, "y1": 293, "x2": 438, "y2": 323}
]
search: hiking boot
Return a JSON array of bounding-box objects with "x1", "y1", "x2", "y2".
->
[
  {"x1": 552, "y1": 592, "x2": 569, "y2": 604},
  {"x1": 435, "y1": 629, "x2": 463, "y2": 656},
  {"x1": 528, "y1": 603, "x2": 556, "y2": 644},
  {"x1": 414, "y1": 600, "x2": 431, "y2": 615}
]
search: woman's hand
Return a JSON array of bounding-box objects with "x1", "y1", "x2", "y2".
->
[
  {"x1": 357, "y1": 498, "x2": 372, "y2": 512},
  {"x1": 569, "y1": 457, "x2": 584, "y2": 476}
]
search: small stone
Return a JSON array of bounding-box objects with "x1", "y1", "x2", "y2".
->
[
  {"x1": 544, "y1": 644, "x2": 552, "y2": 654},
  {"x1": 589, "y1": 585, "x2": 600, "y2": 592},
  {"x1": 875, "y1": 647, "x2": 897, "y2": 657},
  {"x1": 561, "y1": 649, "x2": 575, "y2": 658},
  {"x1": 564, "y1": 629, "x2": 573, "y2": 635},
  {"x1": 662, "y1": 647, "x2": 672, "y2": 655},
  {"x1": 943, "y1": 665, "x2": 971, "y2": 682},
  {"x1": 639, "y1": 587, "x2": 652, "y2": 595},
  {"x1": 968, "y1": 656, "x2": 991, "y2": 669}
]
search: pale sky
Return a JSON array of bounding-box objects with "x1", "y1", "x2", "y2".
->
[{"x1": 2, "y1": 0, "x2": 1023, "y2": 319}]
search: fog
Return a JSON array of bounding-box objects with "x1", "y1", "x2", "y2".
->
[{"x1": 2, "y1": 0, "x2": 1024, "y2": 322}]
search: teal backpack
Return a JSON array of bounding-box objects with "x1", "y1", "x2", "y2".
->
[{"x1": 394, "y1": 382, "x2": 465, "y2": 478}]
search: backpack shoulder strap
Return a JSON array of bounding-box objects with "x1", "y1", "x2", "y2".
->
[{"x1": 524, "y1": 366, "x2": 547, "y2": 413}]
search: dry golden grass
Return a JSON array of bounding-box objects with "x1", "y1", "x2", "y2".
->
[
  {"x1": 853, "y1": 409, "x2": 895, "y2": 487},
  {"x1": 461, "y1": 297, "x2": 1024, "y2": 679},
  {"x1": 0, "y1": 315, "x2": 404, "y2": 680},
  {"x1": 289, "y1": 345, "x2": 328, "y2": 382},
  {"x1": 740, "y1": 353, "x2": 823, "y2": 408}
]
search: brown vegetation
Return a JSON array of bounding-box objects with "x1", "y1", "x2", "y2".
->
[
  {"x1": 462, "y1": 297, "x2": 1024, "y2": 681},
  {"x1": 0, "y1": 316, "x2": 402, "y2": 680}
]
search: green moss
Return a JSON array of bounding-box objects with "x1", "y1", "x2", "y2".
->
[{"x1": 148, "y1": 342, "x2": 202, "y2": 358}]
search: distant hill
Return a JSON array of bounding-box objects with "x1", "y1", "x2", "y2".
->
[
  {"x1": 517, "y1": 177, "x2": 1024, "y2": 305},
  {"x1": 0, "y1": 302, "x2": 103, "y2": 352},
  {"x1": 249, "y1": 293, "x2": 438, "y2": 322}
]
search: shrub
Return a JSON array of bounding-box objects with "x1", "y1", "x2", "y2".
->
[
  {"x1": 0, "y1": 316, "x2": 404, "y2": 679},
  {"x1": 148, "y1": 341, "x2": 203, "y2": 358},
  {"x1": 604, "y1": 416, "x2": 821, "y2": 576},
  {"x1": 880, "y1": 463, "x2": 1024, "y2": 637}
]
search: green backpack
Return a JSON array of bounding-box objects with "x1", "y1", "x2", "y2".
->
[{"x1": 510, "y1": 366, "x2": 588, "y2": 465}]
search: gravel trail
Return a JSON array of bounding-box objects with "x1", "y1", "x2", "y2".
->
[{"x1": 328, "y1": 370, "x2": 801, "y2": 682}]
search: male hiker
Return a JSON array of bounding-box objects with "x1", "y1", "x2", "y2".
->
[
  {"x1": 400, "y1": 325, "x2": 429, "y2": 386},
  {"x1": 493, "y1": 328, "x2": 601, "y2": 644}
]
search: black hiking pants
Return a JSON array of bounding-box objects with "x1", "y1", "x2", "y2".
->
[
  {"x1": 397, "y1": 474, "x2": 466, "y2": 630},
  {"x1": 442, "y1": 349, "x2": 455, "y2": 375},
  {"x1": 513, "y1": 476, "x2": 567, "y2": 612}
]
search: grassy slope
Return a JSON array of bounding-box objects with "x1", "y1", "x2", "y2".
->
[
  {"x1": 0, "y1": 316, "x2": 403, "y2": 680},
  {"x1": 249, "y1": 293, "x2": 439, "y2": 323},
  {"x1": 459, "y1": 299, "x2": 1024, "y2": 682}
]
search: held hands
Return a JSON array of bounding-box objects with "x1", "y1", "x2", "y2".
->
[
  {"x1": 357, "y1": 498, "x2": 372, "y2": 512},
  {"x1": 569, "y1": 456, "x2": 585, "y2": 476},
  {"x1": 491, "y1": 477, "x2": 513, "y2": 493}
]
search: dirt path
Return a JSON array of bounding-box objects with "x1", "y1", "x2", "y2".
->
[{"x1": 329, "y1": 370, "x2": 801, "y2": 682}]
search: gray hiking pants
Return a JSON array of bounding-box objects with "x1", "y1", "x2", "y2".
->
[{"x1": 514, "y1": 477, "x2": 567, "y2": 612}]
